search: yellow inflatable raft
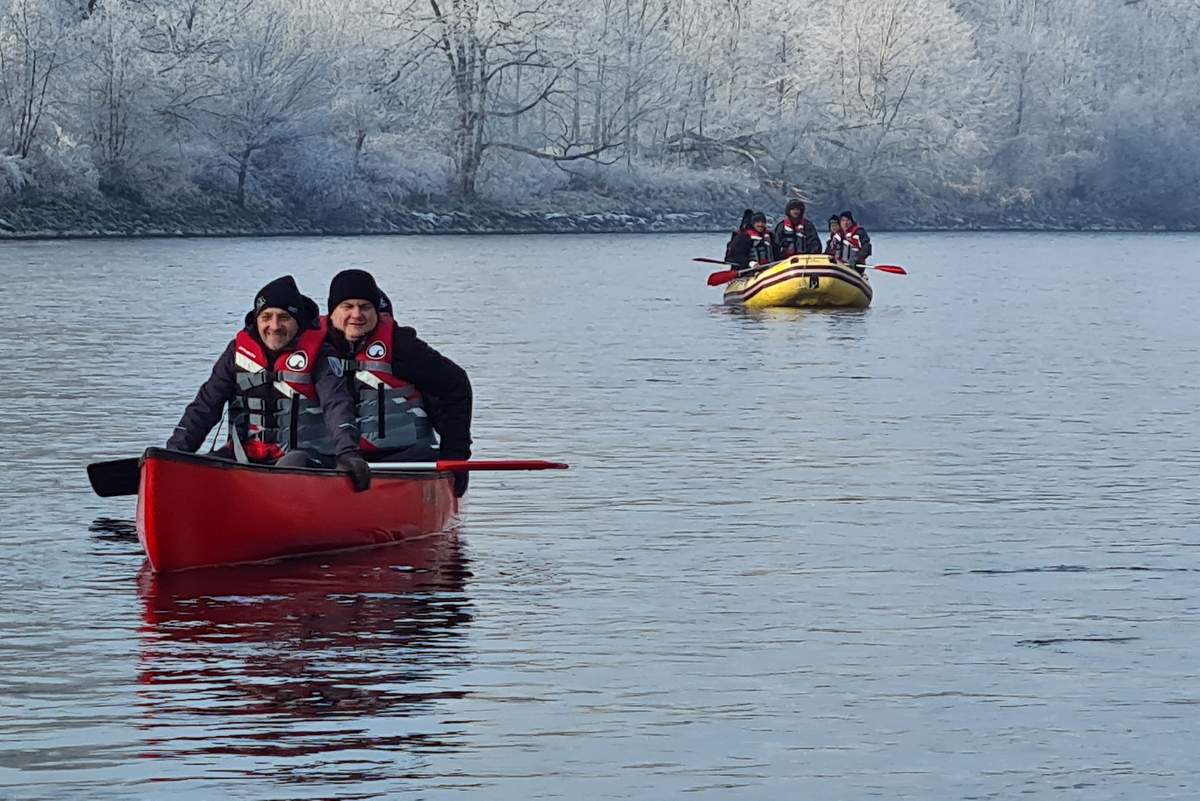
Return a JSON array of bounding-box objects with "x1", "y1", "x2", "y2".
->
[{"x1": 723, "y1": 255, "x2": 872, "y2": 309}]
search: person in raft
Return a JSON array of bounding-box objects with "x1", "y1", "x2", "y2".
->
[
  {"x1": 323, "y1": 269, "x2": 474, "y2": 497},
  {"x1": 165, "y1": 275, "x2": 372, "y2": 491},
  {"x1": 772, "y1": 199, "x2": 822, "y2": 258},
  {"x1": 824, "y1": 215, "x2": 841, "y2": 258},
  {"x1": 723, "y1": 208, "x2": 754, "y2": 263},
  {"x1": 833, "y1": 210, "x2": 872, "y2": 273},
  {"x1": 727, "y1": 211, "x2": 775, "y2": 268}
]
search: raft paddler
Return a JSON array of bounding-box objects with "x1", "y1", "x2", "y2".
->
[
  {"x1": 772, "y1": 199, "x2": 822, "y2": 258},
  {"x1": 727, "y1": 211, "x2": 775, "y2": 268},
  {"x1": 824, "y1": 215, "x2": 841, "y2": 258},
  {"x1": 324, "y1": 269, "x2": 474, "y2": 497},
  {"x1": 723, "y1": 208, "x2": 754, "y2": 263},
  {"x1": 165, "y1": 275, "x2": 372, "y2": 491},
  {"x1": 834, "y1": 210, "x2": 872, "y2": 273}
]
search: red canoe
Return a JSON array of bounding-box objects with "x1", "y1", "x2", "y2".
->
[{"x1": 136, "y1": 447, "x2": 459, "y2": 572}]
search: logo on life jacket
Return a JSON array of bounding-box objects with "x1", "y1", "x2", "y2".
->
[
  {"x1": 366, "y1": 341, "x2": 387, "y2": 359},
  {"x1": 285, "y1": 351, "x2": 309, "y2": 371}
]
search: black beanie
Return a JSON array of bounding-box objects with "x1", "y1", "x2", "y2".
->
[
  {"x1": 785, "y1": 198, "x2": 806, "y2": 215},
  {"x1": 839, "y1": 210, "x2": 855, "y2": 222},
  {"x1": 327, "y1": 269, "x2": 387, "y2": 314},
  {"x1": 751, "y1": 211, "x2": 767, "y2": 224},
  {"x1": 247, "y1": 275, "x2": 316, "y2": 329},
  {"x1": 828, "y1": 214, "x2": 840, "y2": 224}
]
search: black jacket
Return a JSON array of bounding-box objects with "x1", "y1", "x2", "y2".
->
[
  {"x1": 772, "y1": 218, "x2": 823, "y2": 258},
  {"x1": 326, "y1": 323, "x2": 473, "y2": 460},
  {"x1": 727, "y1": 229, "x2": 775, "y2": 267},
  {"x1": 166, "y1": 334, "x2": 361, "y2": 456}
]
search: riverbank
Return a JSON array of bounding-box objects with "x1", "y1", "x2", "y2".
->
[
  {"x1": 0, "y1": 196, "x2": 735, "y2": 239},
  {"x1": 0, "y1": 195, "x2": 1193, "y2": 240}
]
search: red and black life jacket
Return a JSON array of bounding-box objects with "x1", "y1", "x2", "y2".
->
[
  {"x1": 746, "y1": 229, "x2": 774, "y2": 265},
  {"x1": 837, "y1": 224, "x2": 867, "y2": 264},
  {"x1": 228, "y1": 327, "x2": 327, "y2": 462},
  {"x1": 321, "y1": 313, "x2": 437, "y2": 455},
  {"x1": 777, "y1": 217, "x2": 810, "y2": 257}
]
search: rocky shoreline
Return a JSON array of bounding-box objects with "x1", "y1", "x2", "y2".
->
[
  {"x1": 0, "y1": 197, "x2": 737, "y2": 239},
  {"x1": 0, "y1": 196, "x2": 1192, "y2": 239}
]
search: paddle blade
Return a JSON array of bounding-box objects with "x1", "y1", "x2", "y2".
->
[
  {"x1": 87, "y1": 457, "x2": 141, "y2": 497},
  {"x1": 707, "y1": 269, "x2": 739, "y2": 286},
  {"x1": 871, "y1": 264, "x2": 907, "y2": 275}
]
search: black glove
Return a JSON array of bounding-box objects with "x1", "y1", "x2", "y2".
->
[
  {"x1": 441, "y1": 449, "x2": 470, "y2": 498},
  {"x1": 336, "y1": 453, "x2": 372, "y2": 492}
]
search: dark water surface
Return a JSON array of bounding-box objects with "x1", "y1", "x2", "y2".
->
[{"x1": 2, "y1": 232, "x2": 1198, "y2": 799}]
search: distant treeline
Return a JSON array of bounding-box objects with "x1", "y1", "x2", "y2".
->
[{"x1": 1, "y1": 0, "x2": 1197, "y2": 229}]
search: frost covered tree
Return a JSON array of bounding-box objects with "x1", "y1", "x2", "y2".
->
[
  {"x1": 191, "y1": 0, "x2": 335, "y2": 206},
  {"x1": 1, "y1": 0, "x2": 1198, "y2": 225},
  {"x1": 377, "y1": 0, "x2": 623, "y2": 199},
  {"x1": 72, "y1": 0, "x2": 153, "y2": 186},
  {"x1": 0, "y1": 0, "x2": 70, "y2": 158}
]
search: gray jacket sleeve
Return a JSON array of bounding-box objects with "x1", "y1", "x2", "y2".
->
[
  {"x1": 166, "y1": 341, "x2": 236, "y2": 452},
  {"x1": 313, "y1": 343, "x2": 361, "y2": 457}
]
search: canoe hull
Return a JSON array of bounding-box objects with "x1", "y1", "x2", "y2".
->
[
  {"x1": 723, "y1": 255, "x2": 872, "y2": 309},
  {"x1": 136, "y1": 448, "x2": 458, "y2": 572}
]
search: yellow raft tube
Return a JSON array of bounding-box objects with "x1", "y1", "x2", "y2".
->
[{"x1": 723, "y1": 255, "x2": 872, "y2": 309}]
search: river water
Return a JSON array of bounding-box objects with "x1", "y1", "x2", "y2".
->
[{"x1": 1, "y1": 232, "x2": 1198, "y2": 800}]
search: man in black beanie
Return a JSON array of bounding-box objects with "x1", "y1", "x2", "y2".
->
[
  {"x1": 166, "y1": 275, "x2": 372, "y2": 491},
  {"x1": 324, "y1": 268, "x2": 473, "y2": 497}
]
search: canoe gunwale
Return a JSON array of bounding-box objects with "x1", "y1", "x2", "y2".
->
[{"x1": 141, "y1": 446, "x2": 448, "y2": 481}]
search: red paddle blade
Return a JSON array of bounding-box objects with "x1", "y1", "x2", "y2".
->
[
  {"x1": 872, "y1": 265, "x2": 907, "y2": 275},
  {"x1": 707, "y1": 270, "x2": 739, "y2": 286}
]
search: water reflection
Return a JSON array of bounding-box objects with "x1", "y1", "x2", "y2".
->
[
  {"x1": 136, "y1": 534, "x2": 472, "y2": 762},
  {"x1": 88, "y1": 517, "x2": 139, "y2": 543}
]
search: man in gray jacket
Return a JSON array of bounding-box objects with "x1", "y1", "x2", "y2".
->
[{"x1": 166, "y1": 275, "x2": 372, "y2": 490}]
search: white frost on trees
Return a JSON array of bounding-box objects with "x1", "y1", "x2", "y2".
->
[{"x1": 0, "y1": 0, "x2": 1197, "y2": 223}]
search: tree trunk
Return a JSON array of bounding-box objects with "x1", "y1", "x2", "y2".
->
[
  {"x1": 571, "y1": 65, "x2": 581, "y2": 143},
  {"x1": 236, "y1": 147, "x2": 251, "y2": 206},
  {"x1": 353, "y1": 129, "x2": 366, "y2": 175}
]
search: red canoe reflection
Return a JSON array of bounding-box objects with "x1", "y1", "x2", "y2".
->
[{"x1": 136, "y1": 534, "x2": 472, "y2": 760}]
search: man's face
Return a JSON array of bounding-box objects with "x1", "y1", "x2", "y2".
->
[
  {"x1": 330, "y1": 299, "x2": 379, "y2": 342},
  {"x1": 753, "y1": 220, "x2": 766, "y2": 233},
  {"x1": 257, "y1": 309, "x2": 299, "y2": 352},
  {"x1": 789, "y1": 208, "x2": 803, "y2": 221},
  {"x1": 840, "y1": 217, "x2": 854, "y2": 233}
]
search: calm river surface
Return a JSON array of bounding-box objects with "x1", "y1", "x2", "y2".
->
[{"x1": 1, "y1": 232, "x2": 1199, "y2": 800}]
